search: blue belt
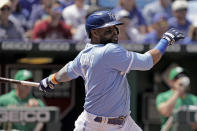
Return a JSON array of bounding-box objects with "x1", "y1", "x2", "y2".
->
[{"x1": 94, "y1": 116, "x2": 126, "y2": 125}]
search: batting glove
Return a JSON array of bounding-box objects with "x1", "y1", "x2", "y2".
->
[
  {"x1": 39, "y1": 74, "x2": 59, "y2": 92},
  {"x1": 163, "y1": 28, "x2": 184, "y2": 45}
]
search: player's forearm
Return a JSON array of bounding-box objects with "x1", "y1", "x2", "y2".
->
[
  {"x1": 38, "y1": 65, "x2": 72, "y2": 92},
  {"x1": 158, "y1": 91, "x2": 180, "y2": 117},
  {"x1": 148, "y1": 39, "x2": 168, "y2": 65},
  {"x1": 55, "y1": 65, "x2": 72, "y2": 83}
]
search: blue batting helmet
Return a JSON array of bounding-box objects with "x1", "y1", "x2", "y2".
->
[{"x1": 85, "y1": 10, "x2": 123, "y2": 38}]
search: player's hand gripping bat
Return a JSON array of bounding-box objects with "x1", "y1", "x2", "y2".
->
[{"x1": 0, "y1": 77, "x2": 39, "y2": 87}]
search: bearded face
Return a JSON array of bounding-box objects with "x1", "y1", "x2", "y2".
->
[{"x1": 92, "y1": 26, "x2": 120, "y2": 44}]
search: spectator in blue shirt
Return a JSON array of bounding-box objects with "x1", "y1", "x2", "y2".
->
[
  {"x1": 143, "y1": 0, "x2": 172, "y2": 26},
  {"x1": 0, "y1": 0, "x2": 26, "y2": 40},
  {"x1": 183, "y1": 23, "x2": 197, "y2": 44},
  {"x1": 113, "y1": 0, "x2": 147, "y2": 34},
  {"x1": 18, "y1": 0, "x2": 39, "y2": 20},
  {"x1": 143, "y1": 13, "x2": 169, "y2": 44},
  {"x1": 115, "y1": 9, "x2": 145, "y2": 44},
  {"x1": 9, "y1": 0, "x2": 28, "y2": 31},
  {"x1": 28, "y1": 0, "x2": 54, "y2": 29},
  {"x1": 168, "y1": 0, "x2": 191, "y2": 38}
]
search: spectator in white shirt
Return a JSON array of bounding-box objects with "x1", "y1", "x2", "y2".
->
[{"x1": 62, "y1": 0, "x2": 89, "y2": 35}]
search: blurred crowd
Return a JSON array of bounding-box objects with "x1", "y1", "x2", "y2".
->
[{"x1": 0, "y1": 0, "x2": 197, "y2": 44}]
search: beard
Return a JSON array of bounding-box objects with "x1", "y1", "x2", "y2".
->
[
  {"x1": 100, "y1": 38, "x2": 118, "y2": 45},
  {"x1": 100, "y1": 26, "x2": 119, "y2": 44},
  {"x1": 96, "y1": 26, "x2": 120, "y2": 45}
]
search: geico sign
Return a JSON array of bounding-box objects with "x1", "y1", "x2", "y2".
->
[{"x1": 0, "y1": 110, "x2": 50, "y2": 122}]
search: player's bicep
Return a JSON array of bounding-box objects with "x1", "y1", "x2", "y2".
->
[{"x1": 130, "y1": 52, "x2": 153, "y2": 70}]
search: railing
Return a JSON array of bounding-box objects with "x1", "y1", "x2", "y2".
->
[{"x1": 0, "y1": 40, "x2": 197, "y2": 53}]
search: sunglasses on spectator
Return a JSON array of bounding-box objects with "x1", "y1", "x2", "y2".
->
[
  {"x1": 0, "y1": 6, "x2": 11, "y2": 11},
  {"x1": 175, "y1": 8, "x2": 187, "y2": 12}
]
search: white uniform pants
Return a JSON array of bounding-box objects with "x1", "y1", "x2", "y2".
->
[{"x1": 74, "y1": 110, "x2": 143, "y2": 131}]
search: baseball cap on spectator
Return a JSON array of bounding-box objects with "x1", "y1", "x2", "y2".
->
[
  {"x1": 115, "y1": 9, "x2": 130, "y2": 21},
  {"x1": 169, "y1": 66, "x2": 188, "y2": 80},
  {"x1": 14, "y1": 69, "x2": 33, "y2": 81},
  {"x1": 0, "y1": 0, "x2": 11, "y2": 9},
  {"x1": 172, "y1": 0, "x2": 188, "y2": 11}
]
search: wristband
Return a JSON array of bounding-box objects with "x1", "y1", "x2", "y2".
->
[
  {"x1": 154, "y1": 39, "x2": 168, "y2": 55},
  {"x1": 50, "y1": 73, "x2": 59, "y2": 84}
]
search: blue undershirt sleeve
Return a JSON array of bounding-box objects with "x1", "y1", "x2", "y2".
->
[{"x1": 154, "y1": 38, "x2": 169, "y2": 55}]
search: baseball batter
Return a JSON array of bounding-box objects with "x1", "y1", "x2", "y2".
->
[{"x1": 38, "y1": 10, "x2": 184, "y2": 131}]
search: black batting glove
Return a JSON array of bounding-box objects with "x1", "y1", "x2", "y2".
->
[{"x1": 163, "y1": 28, "x2": 185, "y2": 45}]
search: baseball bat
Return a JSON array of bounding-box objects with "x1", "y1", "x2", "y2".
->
[{"x1": 0, "y1": 77, "x2": 39, "y2": 87}]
